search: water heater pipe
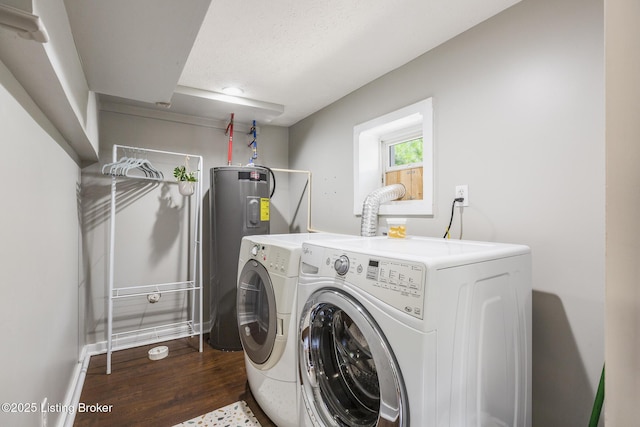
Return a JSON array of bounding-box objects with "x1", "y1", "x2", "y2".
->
[
  {"x1": 225, "y1": 113, "x2": 234, "y2": 165},
  {"x1": 360, "y1": 184, "x2": 406, "y2": 237},
  {"x1": 270, "y1": 168, "x2": 331, "y2": 233},
  {"x1": 248, "y1": 120, "x2": 258, "y2": 164}
]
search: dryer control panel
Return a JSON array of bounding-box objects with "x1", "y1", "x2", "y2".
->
[
  {"x1": 246, "y1": 242, "x2": 299, "y2": 278},
  {"x1": 309, "y1": 247, "x2": 426, "y2": 319}
]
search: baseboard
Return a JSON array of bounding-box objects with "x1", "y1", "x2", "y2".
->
[
  {"x1": 56, "y1": 321, "x2": 211, "y2": 427},
  {"x1": 58, "y1": 346, "x2": 94, "y2": 427}
]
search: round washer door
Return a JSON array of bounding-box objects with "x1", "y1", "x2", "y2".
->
[
  {"x1": 237, "y1": 259, "x2": 277, "y2": 365},
  {"x1": 299, "y1": 289, "x2": 408, "y2": 427}
]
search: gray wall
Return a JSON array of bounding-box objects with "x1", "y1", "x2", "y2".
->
[
  {"x1": 81, "y1": 111, "x2": 290, "y2": 344},
  {"x1": 0, "y1": 61, "x2": 82, "y2": 427},
  {"x1": 605, "y1": 0, "x2": 640, "y2": 424},
  {"x1": 289, "y1": 0, "x2": 604, "y2": 425}
]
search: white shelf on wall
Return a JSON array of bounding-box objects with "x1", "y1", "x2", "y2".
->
[{"x1": 103, "y1": 144, "x2": 204, "y2": 374}]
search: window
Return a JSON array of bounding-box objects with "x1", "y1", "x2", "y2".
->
[
  {"x1": 386, "y1": 136, "x2": 423, "y2": 170},
  {"x1": 383, "y1": 130, "x2": 424, "y2": 201},
  {"x1": 353, "y1": 98, "x2": 433, "y2": 215}
]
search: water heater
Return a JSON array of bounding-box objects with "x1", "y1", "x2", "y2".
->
[{"x1": 209, "y1": 166, "x2": 270, "y2": 350}]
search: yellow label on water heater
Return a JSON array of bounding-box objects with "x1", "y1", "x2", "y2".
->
[{"x1": 260, "y1": 198, "x2": 270, "y2": 221}]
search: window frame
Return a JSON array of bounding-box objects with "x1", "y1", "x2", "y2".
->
[
  {"x1": 353, "y1": 98, "x2": 433, "y2": 216},
  {"x1": 382, "y1": 128, "x2": 423, "y2": 174}
]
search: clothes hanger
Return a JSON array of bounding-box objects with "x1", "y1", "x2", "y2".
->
[
  {"x1": 102, "y1": 156, "x2": 130, "y2": 175},
  {"x1": 101, "y1": 148, "x2": 163, "y2": 179}
]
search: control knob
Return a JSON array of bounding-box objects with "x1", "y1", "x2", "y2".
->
[
  {"x1": 334, "y1": 255, "x2": 350, "y2": 275},
  {"x1": 251, "y1": 244, "x2": 260, "y2": 257}
]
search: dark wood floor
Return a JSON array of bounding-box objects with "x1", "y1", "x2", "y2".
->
[{"x1": 74, "y1": 336, "x2": 277, "y2": 427}]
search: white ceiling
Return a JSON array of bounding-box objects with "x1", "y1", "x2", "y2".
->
[{"x1": 66, "y1": 0, "x2": 521, "y2": 127}]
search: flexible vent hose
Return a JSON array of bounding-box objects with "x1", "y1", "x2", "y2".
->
[{"x1": 360, "y1": 184, "x2": 406, "y2": 237}]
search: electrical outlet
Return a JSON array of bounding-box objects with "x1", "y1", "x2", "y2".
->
[{"x1": 455, "y1": 185, "x2": 469, "y2": 207}]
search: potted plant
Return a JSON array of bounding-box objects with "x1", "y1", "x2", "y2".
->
[{"x1": 173, "y1": 165, "x2": 197, "y2": 196}]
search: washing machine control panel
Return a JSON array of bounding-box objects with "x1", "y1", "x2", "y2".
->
[{"x1": 318, "y1": 249, "x2": 426, "y2": 319}]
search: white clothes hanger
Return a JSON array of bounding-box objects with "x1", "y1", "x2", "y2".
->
[{"x1": 101, "y1": 148, "x2": 163, "y2": 179}]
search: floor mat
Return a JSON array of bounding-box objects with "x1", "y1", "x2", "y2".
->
[{"x1": 173, "y1": 400, "x2": 262, "y2": 426}]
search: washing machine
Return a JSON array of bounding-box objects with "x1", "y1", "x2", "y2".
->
[
  {"x1": 296, "y1": 236, "x2": 532, "y2": 427},
  {"x1": 236, "y1": 232, "x2": 357, "y2": 427}
]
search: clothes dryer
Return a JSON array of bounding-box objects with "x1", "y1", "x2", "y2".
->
[
  {"x1": 236, "y1": 233, "x2": 357, "y2": 427},
  {"x1": 296, "y1": 236, "x2": 532, "y2": 427}
]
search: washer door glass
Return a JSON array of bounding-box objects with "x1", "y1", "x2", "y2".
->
[
  {"x1": 237, "y1": 260, "x2": 276, "y2": 365},
  {"x1": 299, "y1": 289, "x2": 407, "y2": 427}
]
